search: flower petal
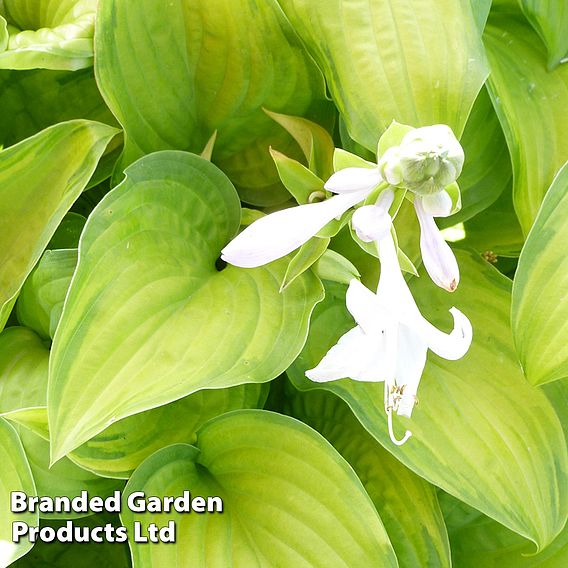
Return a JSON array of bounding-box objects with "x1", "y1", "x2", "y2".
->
[
  {"x1": 421, "y1": 190, "x2": 452, "y2": 217},
  {"x1": 415, "y1": 198, "x2": 460, "y2": 292},
  {"x1": 324, "y1": 167, "x2": 381, "y2": 194},
  {"x1": 395, "y1": 326, "x2": 428, "y2": 418},
  {"x1": 306, "y1": 325, "x2": 396, "y2": 383},
  {"x1": 221, "y1": 191, "x2": 366, "y2": 268},
  {"x1": 412, "y1": 306, "x2": 473, "y2": 361},
  {"x1": 351, "y1": 189, "x2": 394, "y2": 242}
]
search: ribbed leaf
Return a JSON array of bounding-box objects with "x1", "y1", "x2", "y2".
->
[
  {"x1": 484, "y1": 10, "x2": 568, "y2": 234},
  {"x1": 0, "y1": 0, "x2": 96, "y2": 70},
  {"x1": 439, "y1": 86, "x2": 512, "y2": 227},
  {"x1": 49, "y1": 151, "x2": 323, "y2": 462},
  {"x1": 277, "y1": 0, "x2": 488, "y2": 150},
  {"x1": 519, "y1": 0, "x2": 568, "y2": 69},
  {"x1": 0, "y1": 119, "x2": 118, "y2": 329},
  {"x1": 121, "y1": 410, "x2": 397, "y2": 567},
  {"x1": 512, "y1": 163, "x2": 568, "y2": 385},
  {"x1": 284, "y1": 386, "x2": 451, "y2": 567},
  {"x1": 0, "y1": 417, "x2": 37, "y2": 566},
  {"x1": 95, "y1": 0, "x2": 327, "y2": 205},
  {"x1": 16, "y1": 249, "x2": 77, "y2": 340},
  {"x1": 288, "y1": 253, "x2": 568, "y2": 549}
]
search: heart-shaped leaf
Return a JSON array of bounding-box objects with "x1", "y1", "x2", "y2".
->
[
  {"x1": 484, "y1": 9, "x2": 568, "y2": 234},
  {"x1": 16, "y1": 249, "x2": 77, "y2": 340},
  {"x1": 282, "y1": 385, "x2": 451, "y2": 568},
  {"x1": 0, "y1": 0, "x2": 96, "y2": 70},
  {"x1": 287, "y1": 253, "x2": 568, "y2": 550},
  {"x1": 0, "y1": 119, "x2": 118, "y2": 328},
  {"x1": 0, "y1": 417, "x2": 37, "y2": 567},
  {"x1": 95, "y1": 0, "x2": 327, "y2": 205},
  {"x1": 121, "y1": 410, "x2": 397, "y2": 567},
  {"x1": 49, "y1": 151, "x2": 323, "y2": 462},
  {"x1": 277, "y1": 0, "x2": 488, "y2": 150},
  {"x1": 512, "y1": 162, "x2": 568, "y2": 385}
]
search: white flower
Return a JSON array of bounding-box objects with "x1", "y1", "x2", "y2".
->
[
  {"x1": 306, "y1": 195, "x2": 472, "y2": 445},
  {"x1": 414, "y1": 191, "x2": 460, "y2": 292},
  {"x1": 221, "y1": 166, "x2": 383, "y2": 268}
]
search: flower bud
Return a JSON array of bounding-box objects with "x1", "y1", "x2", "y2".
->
[
  {"x1": 377, "y1": 147, "x2": 403, "y2": 186},
  {"x1": 397, "y1": 125, "x2": 464, "y2": 196}
]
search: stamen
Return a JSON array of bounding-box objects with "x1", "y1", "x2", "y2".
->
[{"x1": 387, "y1": 408, "x2": 412, "y2": 446}]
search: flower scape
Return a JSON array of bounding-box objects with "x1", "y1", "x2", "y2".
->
[{"x1": 0, "y1": 1, "x2": 567, "y2": 567}]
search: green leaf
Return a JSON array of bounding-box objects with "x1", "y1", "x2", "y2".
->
[
  {"x1": 47, "y1": 213, "x2": 86, "y2": 250},
  {"x1": 0, "y1": 119, "x2": 118, "y2": 329},
  {"x1": 0, "y1": 68, "x2": 118, "y2": 148},
  {"x1": 519, "y1": 0, "x2": 568, "y2": 70},
  {"x1": 68, "y1": 384, "x2": 268, "y2": 479},
  {"x1": 284, "y1": 387, "x2": 451, "y2": 567},
  {"x1": 0, "y1": 0, "x2": 96, "y2": 70},
  {"x1": 0, "y1": 417, "x2": 37, "y2": 567},
  {"x1": 270, "y1": 148, "x2": 324, "y2": 205},
  {"x1": 287, "y1": 253, "x2": 568, "y2": 550},
  {"x1": 16, "y1": 249, "x2": 77, "y2": 340},
  {"x1": 95, "y1": 0, "x2": 327, "y2": 205},
  {"x1": 377, "y1": 121, "x2": 414, "y2": 157},
  {"x1": 265, "y1": 110, "x2": 335, "y2": 180},
  {"x1": 278, "y1": 0, "x2": 488, "y2": 151},
  {"x1": 440, "y1": 87, "x2": 512, "y2": 227},
  {"x1": 461, "y1": 182, "x2": 524, "y2": 257},
  {"x1": 512, "y1": 162, "x2": 568, "y2": 385},
  {"x1": 484, "y1": 11, "x2": 568, "y2": 234},
  {"x1": 281, "y1": 237, "x2": 330, "y2": 291},
  {"x1": 0, "y1": 327, "x2": 49, "y2": 413},
  {"x1": 333, "y1": 148, "x2": 376, "y2": 172},
  {"x1": 49, "y1": 151, "x2": 324, "y2": 461},
  {"x1": 121, "y1": 410, "x2": 397, "y2": 567},
  {"x1": 11, "y1": 514, "x2": 131, "y2": 567},
  {"x1": 314, "y1": 249, "x2": 361, "y2": 285},
  {"x1": 18, "y1": 427, "x2": 123, "y2": 520}
]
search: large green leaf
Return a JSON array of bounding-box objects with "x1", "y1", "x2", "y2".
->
[
  {"x1": 0, "y1": 417, "x2": 37, "y2": 567},
  {"x1": 277, "y1": 0, "x2": 488, "y2": 151},
  {"x1": 287, "y1": 254, "x2": 568, "y2": 550},
  {"x1": 0, "y1": 327, "x2": 123, "y2": 521},
  {"x1": 95, "y1": 0, "x2": 327, "y2": 205},
  {"x1": 18, "y1": 427, "x2": 123, "y2": 521},
  {"x1": 16, "y1": 249, "x2": 77, "y2": 340},
  {"x1": 0, "y1": 119, "x2": 118, "y2": 329},
  {"x1": 48, "y1": 151, "x2": 323, "y2": 462},
  {"x1": 439, "y1": 86, "x2": 512, "y2": 227},
  {"x1": 441, "y1": 490, "x2": 568, "y2": 567},
  {"x1": 484, "y1": 10, "x2": 568, "y2": 234},
  {"x1": 0, "y1": 0, "x2": 96, "y2": 70},
  {"x1": 68, "y1": 384, "x2": 268, "y2": 479},
  {"x1": 283, "y1": 386, "x2": 451, "y2": 567},
  {"x1": 121, "y1": 410, "x2": 397, "y2": 567},
  {"x1": 0, "y1": 68, "x2": 118, "y2": 148},
  {"x1": 11, "y1": 514, "x2": 131, "y2": 568},
  {"x1": 519, "y1": 0, "x2": 568, "y2": 69},
  {"x1": 0, "y1": 327, "x2": 47, "y2": 413},
  {"x1": 512, "y1": 163, "x2": 568, "y2": 386},
  {"x1": 461, "y1": 182, "x2": 523, "y2": 257}
]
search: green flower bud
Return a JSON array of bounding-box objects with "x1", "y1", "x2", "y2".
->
[{"x1": 397, "y1": 125, "x2": 464, "y2": 195}]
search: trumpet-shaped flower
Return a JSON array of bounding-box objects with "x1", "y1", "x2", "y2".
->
[
  {"x1": 306, "y1": 194, "x2": 472, "y2": 445},
  {"x1": 221, "y1": 165, "x2": 383, "y2": 268}
]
